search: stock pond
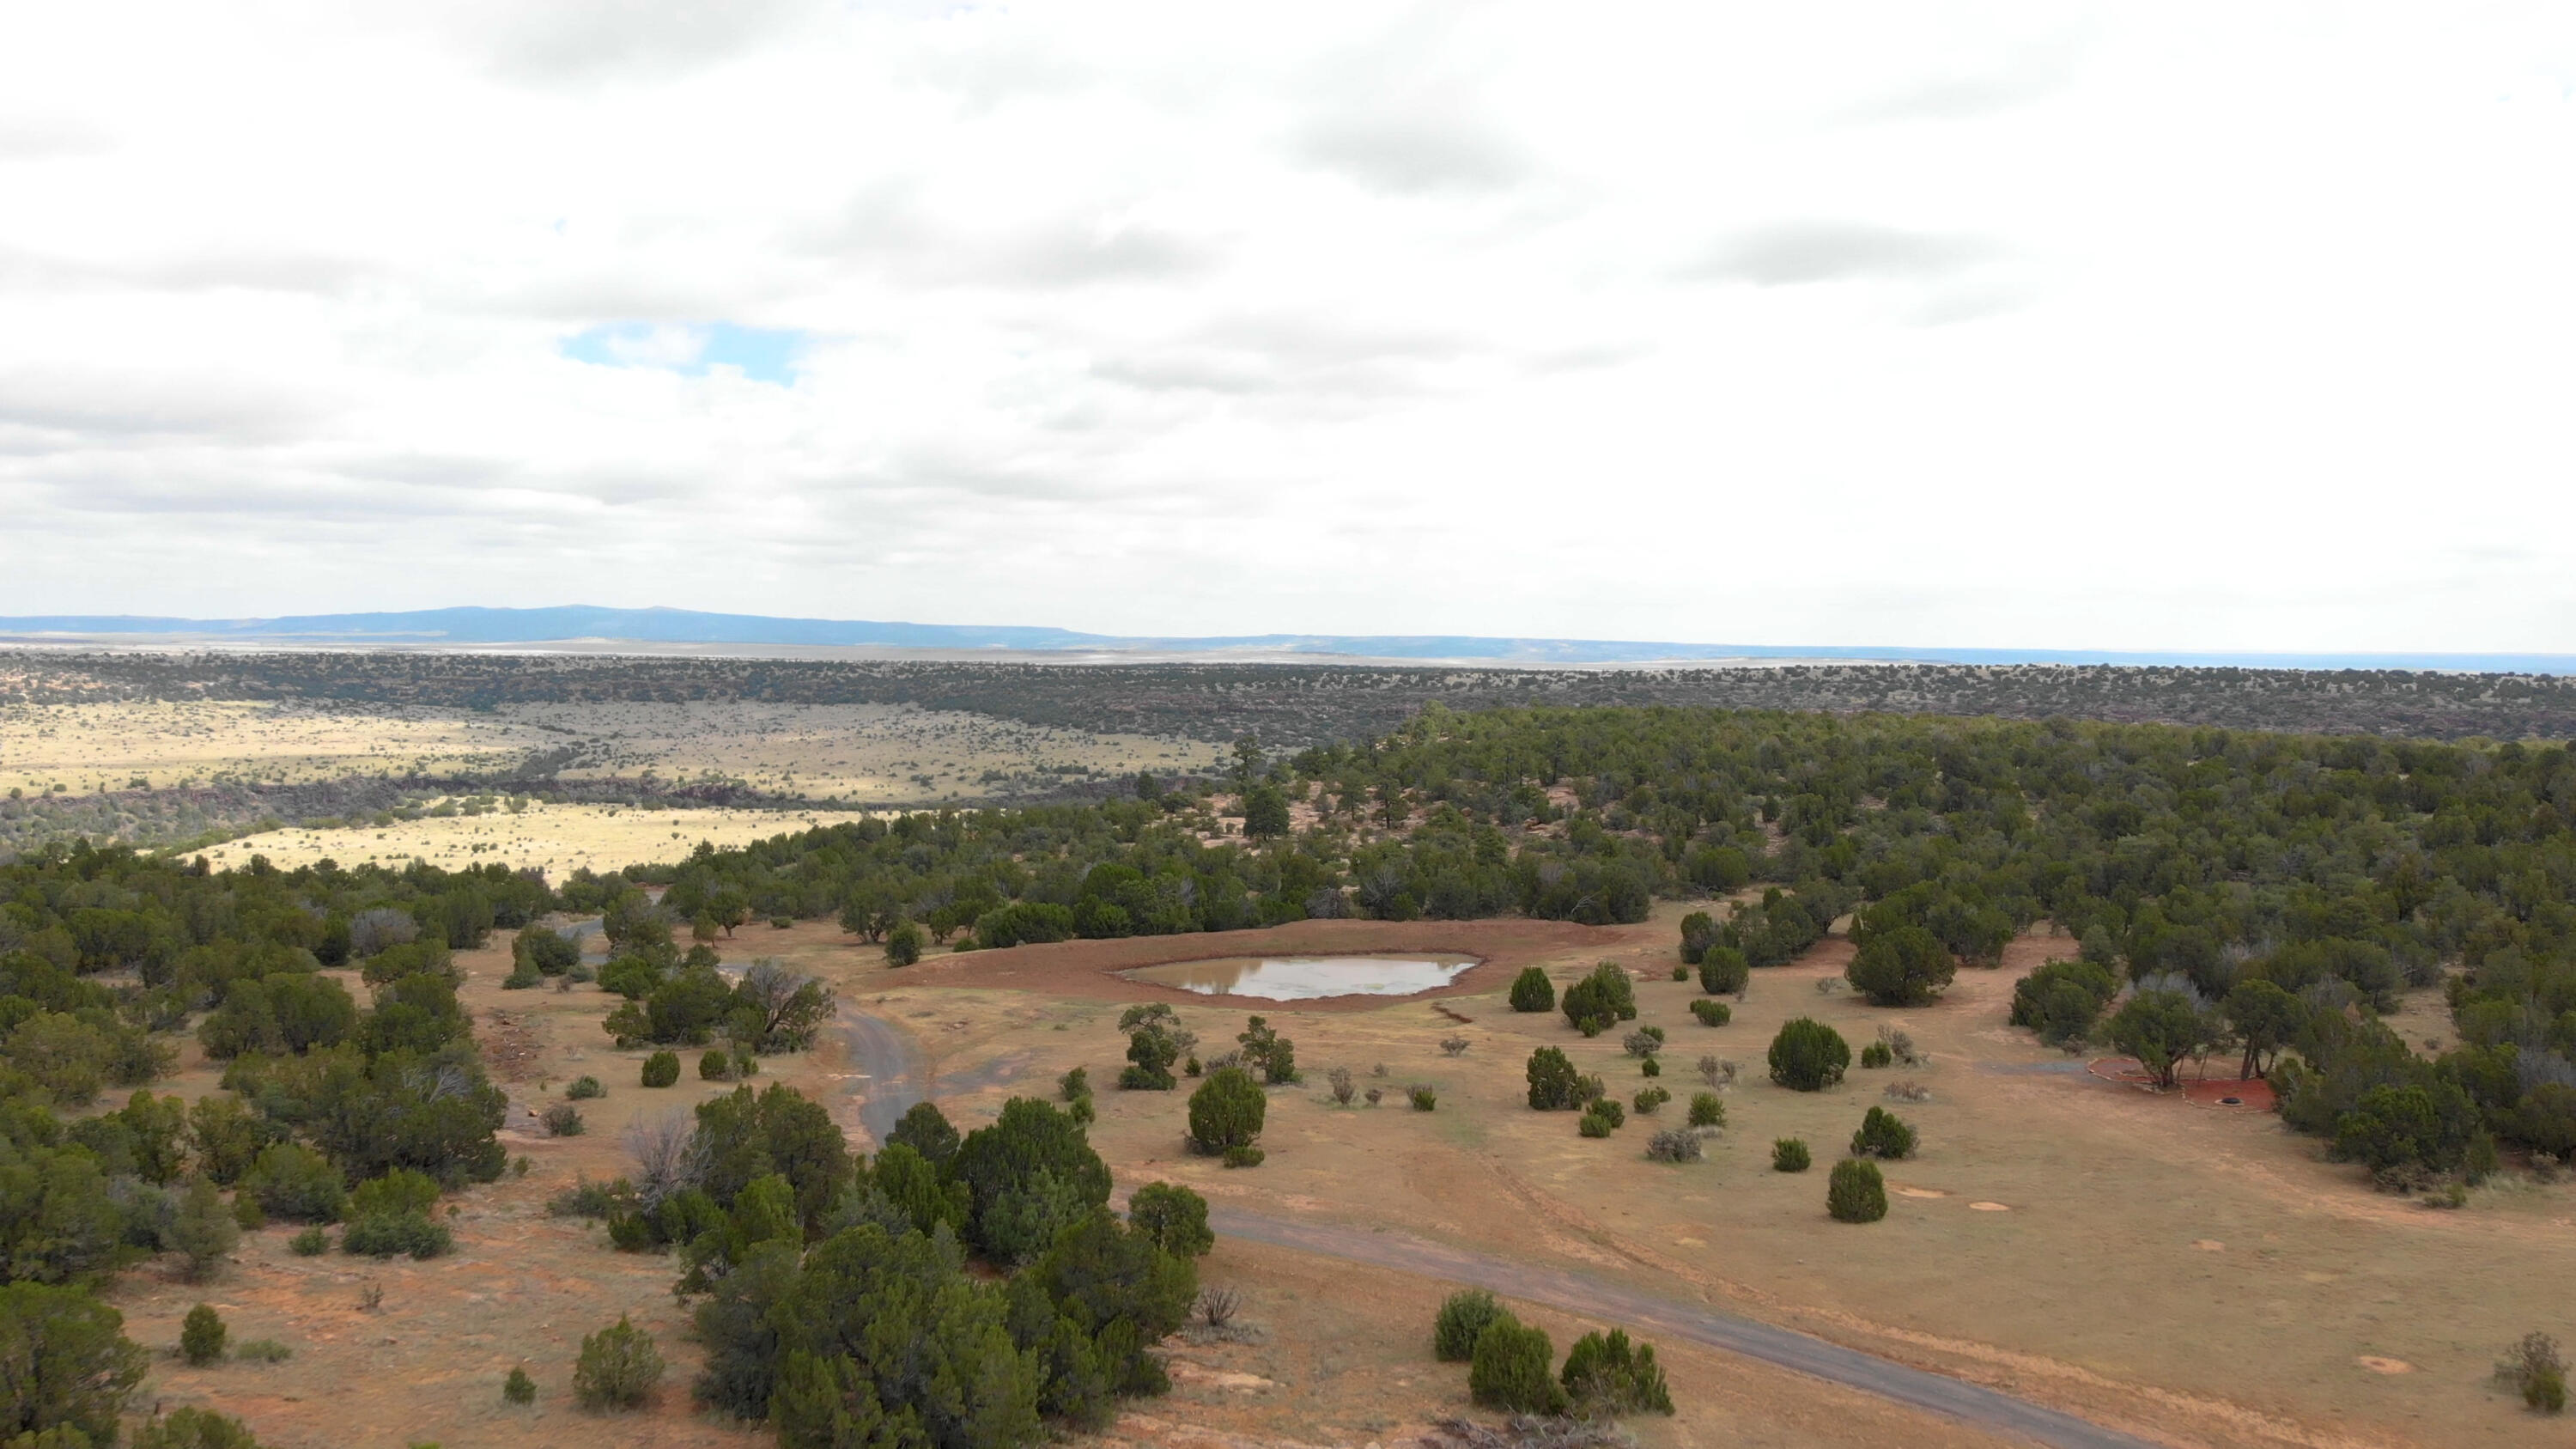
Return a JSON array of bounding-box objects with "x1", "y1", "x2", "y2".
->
[{"x1": 1119, "y1": 953, "x2": 1480, "y2": 1001}]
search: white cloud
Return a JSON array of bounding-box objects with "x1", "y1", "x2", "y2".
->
[{"x1": 0, "y1": 2, "x2": 2572, "y2": 651}]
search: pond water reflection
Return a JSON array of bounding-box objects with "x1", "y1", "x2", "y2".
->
[{"x1": 1120, "y1": 954, "x2": 1479, "y2": 1001}]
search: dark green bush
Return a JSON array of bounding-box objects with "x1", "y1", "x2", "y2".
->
[
  {"x1": 884, "y1": 919, "x2": 925, "y2": 966},
  {"x1": 1560, "y1": 1327, "x2": 1674, "y2": 1415},
  {"x1": 1561, "y1": 962, "x2": 1637, "y2": 1033},
  {"x1": 131, "y1": 1407, "x2": 264, "y2": 1449},
  {"x1": 1188, "y1": 1068, "x2": 1267, "y2": 1155},
  {"x1": 1697, "y1": 945, "x2": 1749, "y2": 995},
  {"x1": 288, "y1": 1226, "x2": 329, "y2": 1256},
  {"x1": 1468, "y1": 1317, "x2": 1566, "y2": 1415},
  {"x1": 1433, "y1": 1288, "x2": 1505, "y2": 1361},
  {"x1": 1509, "y1": 967, "x2": 1555, "y2": 1013},
  {"x1": 1767, "y1": 1018, "x2": 1851, "y2": 1091},
  {"x1": 1845, "y1": 925, "x2": 1957, "y2": 1006},
  {"x1": 641, "y1": 1050, "x2": 679, "y2": 1087},
  {"x1": 244, "y1": 1143, "x2": 345, "y2": 1223},
  {"x1": 1127, "y1": 1183, "x2": 1213, "y2": 1258},
  {"x1": 180, "y1": 1304, "x2": 227, "y2": 1366},
  {"x1": 699, "y1": 1049, "x2": 732, "y2": 1081},
  {"x1": 1525, "y1": 1047, "x2": 1588, "y2": 1111},
  {"x1": 1407, "y1": 1085, "x2": 1437, "y2": 1111},
  {"x1": 1850, "y1": 1106, "x2": 1917, "y2": 1159},
  {"x1": 541, "y1": 1102, "x2": 585, "y2": 1137},
  {"x1": 1220, "y1": 1145, "x2": 1265, "y2": 1168},
  {"x1": 1633, "y1": 1086, "x2": 1670, "y2": 1114},
  {"x1": 1828, "y1": 1160, "x2": 1887, "y2": 1222},
  {"x1": 566, "y1": 1075, "x2": 605, "y2": 1100},
  {"x1": 2010, "y1": 958, "x2": 2118, "y2": 1047},
  {"x1": 1773, "y1": 1137, "x2": 1811, "y2": 1172},
  {"x1": 1690, "y1": 1000, "x2": 1731, "y2": 1026},
  {"x1": 342, "y1": 1212, "x2": 453, "y2": 1259},
  {"x1": 1859, "y1": 1042, "x2": 1893, "y2": 1068},
  {"x1": 503, "y1": 1366, "x2": 537, "y2": 1404},
  {"x1": 1686, "y1": 1092, "x2": 1725, "y2": 1129}
]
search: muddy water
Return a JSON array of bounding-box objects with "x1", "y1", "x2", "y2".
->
[{"x1": 1120, "y1": 953, "x2": 1479, "y2": 1001}]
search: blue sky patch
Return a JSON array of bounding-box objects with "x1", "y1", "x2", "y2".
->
[{"x1": 562, "y1": 322, "x2": 809, "y2": 384}]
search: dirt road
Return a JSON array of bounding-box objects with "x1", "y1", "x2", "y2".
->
[{"x1": 833, "y1": 1007, "x2": 2166, "y2": 1449}]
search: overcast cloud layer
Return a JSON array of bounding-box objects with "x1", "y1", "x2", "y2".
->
[{"x1": 3, "y1": 2, "x2": 2573, "y2": 652}]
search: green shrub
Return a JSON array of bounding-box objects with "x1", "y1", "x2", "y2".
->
[
  {"x1": 1828, "y1": 1160, "x2": 1887, "y2": 1222},
  {"x1": 1220, "y1": 1145, "x2": 1265, "y2": 1168},
  {"x1": 1639, "y1": 1056, "x2": 1662, "y2": 1078},
  {"x1": 1671, "y1": 964, "x2": 1689, "y2": 981},
  {"x1": 1468, "y1": 1317, "x2": 1566, "y2": 1415},
  {"x1": 1127, "y1": 1182, "x2": 1213, "y2": 1258},
  {"x1": 641, "y1": 1051, "x2": 679, "y2": 1087},
  {"x1": 242, "y1": 1142, "x2": 341, "y2": 1223},
  {"x1": 349, "y1": 1168, "x2": 440, "y2": 1221},
  {"x1": 1850, "y1": 1106, "x2": 1917, "y2": 1159},
  {"x1": 1508, "y1": 967, "x2": 1555, "y2": 1013},
  {"x1": 1767, "y1": 1018, "x2": 1851, "y2": 1091},
  {"x1": 1773, "y1": 1137, "x2": 1812, "y2": 1172},
  {"x1": 1690, "y1": 1000, "x2": 1731, "y2": 1026},
  {"x1": 1059, "y1": 1066, "x2": 1091, "y2": 1102},
  {"x1": 1407, "y1": 1085, "x2": 1437, "y2": 1111},
  {"x1": 1589, "y1": 1097, "x2": 1625, "y2": 1129},
  {"x1": 1680, "y1": 910, "x2": 1715, "y2": 965},
  {"x1": 131, "y1": 1407, "x2": 264, "y2": 1449},
  {"x1": 884, "y1": 920, "x2": 925, "y2": 966},
  {"x1": 1859, "y1": 1041, "x2": 1893, "y2": 1068},
  {"x1": 503, "y1": 1366, "x2": 537, "y2": 1404},
  {"x1": 180, "y1": 1304, "x2": 227, "y2": 1366},
  {"x1": 1189, "y1": 1068, "x2": 1267, "y2": 1155},
  {"x1": 342, "y1": 1212, "x2": 453, "y2": 1259},
  {"x1": 1633, "y1": 1086, "x2": 1670, "y2": 1114},
  {"x1": 1846, "y1": 926, "x2": 1957, "y2": 1006},
  {"x1": 541, "y1": 1103, "x2": 584, "y2": 1137},
  {"x1": 572, "y1": 1315, "x2": 662, "y2": 1411},
  {"x1": 1525, "y1": 1047, "x2": 1588, "y2": 1111},
  {"x1": 565, "y1": 1075, "x2": 605, "y2": 1100},
  {"x1": 288, "y1": 1226, "x2": 329, "y2": 1256},
  {"x1": 173, "y1": 1177, "x2": 239, "y2": 1282},
  {"x1": 886, "y1": 1100, "x2": 962, "y2": 1165},
  {"x1": 1697, "y1": 945, "x2": 1749, "y2": 996},
  {"x1": 1686, "y1": 1093, "x2": 1725, "y2": 1129},
  {"x1": 1577, "y1": 1109, "x2": 1614, "y2": 1138},
  {"x1": 699, "y1": 1049, "x2": 731, "y2": 1081},
  {"x1": 1561, "y1": 962, "x2": 1637, "y2": 1033},
  {"x1": 235, "y1": 1338, "x2": 291, "y2": 1363},
  {"x1": 1560, "y1": 1327, "x2": 1674, "y2": 1415},
  {"x1": 2010, "y1": 958, "x2": 2118, "y2": 1046},
  {"x1": 1433, "y1": 1288, "x2": 1506, "y2": 1361}
]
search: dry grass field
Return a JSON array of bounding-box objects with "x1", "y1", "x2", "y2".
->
[
  {"x1": 94, "y1": 902, "x2": 2576, "y2": 1449},
  {"x1": 1, "y1": 697, "x2": 1224, "y2": 802},
  {"x1": 187, "y1": 801, "x2": 884, "y2": 876}
]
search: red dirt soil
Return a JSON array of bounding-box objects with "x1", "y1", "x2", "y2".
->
[
  {"x1": 2086, "y1": 1056, "x2": 2277, "y2": 1111},
  {"x1": 887, "y1": 916, "x2": 1669, "y2": 1011}
]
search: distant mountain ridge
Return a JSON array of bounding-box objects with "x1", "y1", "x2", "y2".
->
[{"x1": 2, "y1": 605, "x2": 2569, "y2": 674}]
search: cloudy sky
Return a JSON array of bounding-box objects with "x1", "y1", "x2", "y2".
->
[{"x1": 3, "y1": 2, "x2": 2573, "y2": 651}]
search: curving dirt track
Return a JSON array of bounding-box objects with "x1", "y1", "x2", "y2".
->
[{"x1": 834, "y1": 1005, "x2": 2164, "y2": 1449}]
